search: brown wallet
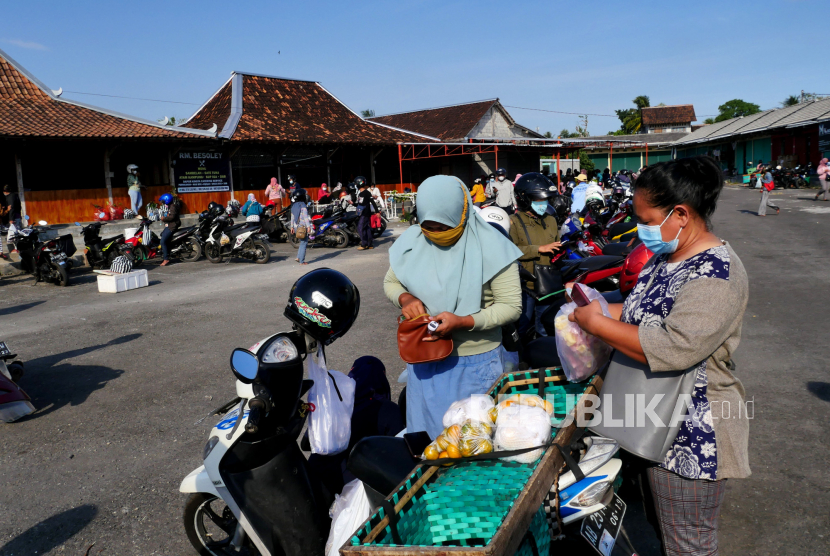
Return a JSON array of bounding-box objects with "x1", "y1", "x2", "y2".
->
[{"x1": 397, "y1": 314, "x2": 453, "y2": 365}]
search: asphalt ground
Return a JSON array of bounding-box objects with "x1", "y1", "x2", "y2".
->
[{"x1": 1, "y1": 186, "x2": 829, "y2": 556}]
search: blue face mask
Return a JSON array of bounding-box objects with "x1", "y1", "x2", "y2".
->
[
  {"x1": 637, "y1": 209, "x2": 683, "y2": 255},
  {"x1": 531, "y1": 201, "x2": 548, "y2": 216}
]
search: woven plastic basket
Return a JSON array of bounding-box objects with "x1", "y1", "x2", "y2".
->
[{"x1": 349, "y1": 368, "x2": 592, "y2": 553}]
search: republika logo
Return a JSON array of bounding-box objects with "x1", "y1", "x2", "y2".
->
[{"x1": 295, "y1": 297, "x2": 332, "y2": 328}]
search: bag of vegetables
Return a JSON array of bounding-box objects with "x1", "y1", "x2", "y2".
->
[{"x1": 553, "y1": 286, "x2": 612, "y2": 382}]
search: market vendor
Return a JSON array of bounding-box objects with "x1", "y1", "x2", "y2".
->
[
  {"x1": 567, "y1": 157, "x2": 750, "y2": 555},
  {"x1": 383, "y1": 175, "x2": 523, "y2": 438}
]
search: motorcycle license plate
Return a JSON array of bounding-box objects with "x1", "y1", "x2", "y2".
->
[
  {"x1": 0, "y1": 342, "x2": 10, "y2": 358},
  {"x1": 580, "y1": 493, "x2": 626, "y2": 556}
]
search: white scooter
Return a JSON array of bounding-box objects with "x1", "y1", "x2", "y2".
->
[{"x1": 0, "y1": 341, "x2": 34, "y2": 423}]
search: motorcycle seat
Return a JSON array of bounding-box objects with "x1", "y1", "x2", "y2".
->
[
  {"x1": 600, "y1": 241, "x2": 633, "y2": 258},
  {"x1": 172, "y1": 226, "x2": 195, "y2": 240},
  {"x1": 227, "y1": 223, "x2": 260, "y2": 238},
  {"x1": 560, "y1": 255, "x2": 624, "y2": 274},
  {"x1": 347, "y1": 436, "x2": 419, "y2": 496}
]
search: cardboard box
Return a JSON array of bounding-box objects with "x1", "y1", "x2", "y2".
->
[{"x1": 96, "y1": 269, "x2": 149, "y2": 293}]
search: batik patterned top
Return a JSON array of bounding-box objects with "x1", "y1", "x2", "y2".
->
[{"x1": 622, "y1": 245, "x2": 732, "y2": 480}]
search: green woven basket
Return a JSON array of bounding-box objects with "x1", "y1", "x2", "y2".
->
[{"x1": 350, "y1": 368, "x2": 591, "y2": 553}]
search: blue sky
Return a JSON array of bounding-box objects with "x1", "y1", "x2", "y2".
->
[{"x1": 2, "y1": 0, "x2": 826, "y2": 136}]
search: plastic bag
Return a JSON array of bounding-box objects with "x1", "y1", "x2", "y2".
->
[
  {"x1": 553, "y1": 286, "x2": 613, "y2": 382},
  {"x1": 442, "y1": 395, "x2": 495, "y2": 429},
  {"x1": 458, "y1": 419, "x2": 494, "y2": 457},
  {"x1": 495, "y1": 393, "x2": 553, "y2": 417},
  {"x1": 494, "y1": 405, "x2": 551, "y2": 464},
  {"x1": 307, "y1": 345, "x2": 356, "y2": 455},
  {"x1": 325, "y1": 479, "x2": 373, "y2": 556}
]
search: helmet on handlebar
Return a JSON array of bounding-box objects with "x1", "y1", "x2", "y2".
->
[
  {"x1": 620, "y1": 243, "x2": 653, "y2": 293},
  {"x1": 284, "y1": 268, "x2": 360, "y2": 346},
  {"x1": 159, "y1": 193, "x2": 174, "y2": 205},
  {"x1": 514, "y1": 172, "x2": 558, "y2": 212},
  {"x1": 207, "y1": 201, "x2": 224, "y2": 217}
]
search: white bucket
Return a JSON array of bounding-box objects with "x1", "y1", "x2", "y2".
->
[{"x1": 124, "y1": 227, "x2": 139, "y2": 239}]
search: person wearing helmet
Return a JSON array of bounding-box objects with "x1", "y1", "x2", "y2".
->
[
  {"x1": 158, "y1": 192, "x2": 180, "y2": 266},
  {"x1": 126, "y1": 164, "x2": 145, "y2": 216},
  {"x1": 355, "y1": 177, "x2": 378, "y2": 250},
  {"x1": 470, "y1": 177, "x2": 487, "y2": 207},
  {"x1": 489, "y1": 168, "x2": 516, "y2": 213},
  {"x1": 509, "y1": 173, "x2": 563, "y2": 337},
  {"x1": 384, "y1": 175, "x2": 523, "y2": 438}
]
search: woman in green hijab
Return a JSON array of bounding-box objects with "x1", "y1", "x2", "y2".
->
[{"x1": 384, "y1": 175, "x2": 523, "y2": 438}]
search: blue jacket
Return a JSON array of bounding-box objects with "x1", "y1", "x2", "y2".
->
[{"x1": 241, "y1": 200, "x2": 263, "y2": 217}]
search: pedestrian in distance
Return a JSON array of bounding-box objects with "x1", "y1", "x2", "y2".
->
[
  {"x1": 490, "y1": 168, "x2": 517, "y2": 214},
  {"x1": 470, "y1": 178, "x2": 487, "y2": 207},
  {"x1": 158, "y1": 193, "x2": 180, "y2": 266},
  {"x1": 814, "y1": 158, "x2": 829, "y2": 201},
  {"x1": 383, "y1": 175, "x2": 523, "y2": 438},
  {"x1": 1, "y1": 184, "x2": 23, "y2": 259},
  {"x1": 290, "y1": 191, "x2": 311, "y2": 265},
  {"x1": 758, "y1": 166, "x2": 779, "y2": 216},
  {"x1": 264, "y1": 177, "x2": 284, "y2": 210},
  {"x1": 355, "y1": 176, "x2": 378, "y2": 251},
  {"x1": 126, "y1": 164, "x2": 145, "y2": 216}
]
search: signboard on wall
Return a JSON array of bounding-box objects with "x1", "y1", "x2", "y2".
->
[
  {"x1": 819, "y1": 122, "x2": 830, "y2": 153},
  {"x1": 174, "y1": 151, "x2": 230, "y2": 193}
]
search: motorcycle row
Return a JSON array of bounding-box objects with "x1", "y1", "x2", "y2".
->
[
  {"x1": 747, "y1": 163, "x2": 811, "y2": 189},
  {"x1": 1, "y1": 196, "x2": 389, "y2": 287}
]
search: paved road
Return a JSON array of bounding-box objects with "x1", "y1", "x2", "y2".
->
[{"x1": 1, "y1": 187, "x2": 828, "y2": 555}]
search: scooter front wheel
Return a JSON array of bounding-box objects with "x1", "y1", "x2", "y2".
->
[
  {"x1": 183, "y1": 493, "x2": 259, "y2": 556},
  {"x1": 52, "y1": 262, "x2": 69, "y2": 287}
]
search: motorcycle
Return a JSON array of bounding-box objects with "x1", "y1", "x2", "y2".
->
[
  {"x1": 12, "y1": 217, "x2": 75, "y2": 286},
  {"x1": 123, "y1": 216, "x2": 204, "y2": 265},
  {"x1": 76, "y1": 221, "x2": 135, "y2": 269},
  {"x1": 290, "y1": 213, "x2": 350, "y2": 249},
  {"x1": 204, "y1": 215, "x2": 271, "y2": 264},
  {"x1": 0, "y1": 341, "x2": 33, "y2": 423}
]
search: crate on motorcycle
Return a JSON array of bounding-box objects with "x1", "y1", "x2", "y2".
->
[
  {"x1": 57, "y1": 235, "x2": 77, "y2": 257},
  {"x1": 96, "y1": 268, "x2": 148, "y2": 293},
  {"x1": 342, "y1": 369, "x2": 603, "y2": 556}
]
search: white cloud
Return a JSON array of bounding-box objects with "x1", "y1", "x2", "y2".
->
[{"x1": 2, "y1": 38, "x2": 48, "y2": 51}]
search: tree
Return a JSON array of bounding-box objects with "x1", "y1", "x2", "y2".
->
[
  {"x1": 559, "y1": 128, "x2": 579, "y2": 139},
  {"x1": 360, "y1": 109, "x2": 375, "y2": 118},
  {"x1": 703, "y1": 118, "x2": 714, "y2": 125},
  {"x1": 158, "y1": 116, "x2": 178, "y2": 125},
  {"x1": 781, "y1": 95, "x2": 800, "y2": 107},
  {"x1": 714, "y1": 99, "x2": 760, "y2": 122},
  {"x1": 614, "y1": 95, "x2": 650, "y2": 134},
  {"x1": 543, "y1": 131, "x2": 553, "y2": 138}
]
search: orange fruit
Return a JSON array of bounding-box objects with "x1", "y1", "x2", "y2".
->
[
  {"x1": 445, "y1": 424, "x2": 461, "y2": 445},
  {"x1": 435, "y1": 435, "x2": 450, "y2": 451},
  {"x1": 446, "y1": 444, "x2": 461, "y2": 459},
  {"x1": 424, "y1": 444, "x2": 439, "y2": 460},
  {"x1": 542, "y1": 400, "x2": 554, "y2": 415}
]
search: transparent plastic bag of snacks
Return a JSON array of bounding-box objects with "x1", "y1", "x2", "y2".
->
[
  {"x1": 553, "y1": 286, "x2": 613, "y2": 382},
  {"x1": 442, "y1": 395, "x2": 495, "y2": 428},
  {"x1": 494, "y1": 405, "x2": 551, "y2": 464}
]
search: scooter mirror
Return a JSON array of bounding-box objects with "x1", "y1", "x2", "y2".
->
[
  {"x1": 230, "y1": 348, "x2": 259, "y2": 383},
  {"x1": 24, "y1": 215, "x2": 30, "y2": 221},
  {"x1": 75, "y1": 222, "x2": 81, "y2": 226}
]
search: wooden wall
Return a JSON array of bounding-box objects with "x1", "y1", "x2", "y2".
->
[{"x1": 22, "y1": 182, "x2": 420, "y2": 225}]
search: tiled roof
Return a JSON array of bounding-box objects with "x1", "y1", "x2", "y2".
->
[
  {"x1": 182, "y1": 73, "x2": 435, "y2": 144},
  {"x1": 583, "y1": 132, "x2": 688, "y2": 146},
  {"x1": 0, "y1": 48, "x2": 212, "y2": 139},
  {"x1": 369, "y1": 100, "x2": 497, "y2": 141},
  {"x1": 641, "y1": 105, "x2": 696, "y2": 125}
]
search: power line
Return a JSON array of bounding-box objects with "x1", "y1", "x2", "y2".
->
[
  {"x1": 504, "y1": 104, "x2": 718, "y2": 118},
  {"x1": 63, "y1": 90, "x2": 200, "y2": 105}
]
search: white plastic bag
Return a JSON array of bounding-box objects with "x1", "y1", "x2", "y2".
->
[
  {"x1": 494, "y1": 405, "x2": 551, "y2": 464},
  {"x1": 553, "y1": 285, "x2": 613, "y2": 382},
  {"x1": 325, "y1": 479, "x2": 373, "y2": 556},
  {"x1": 307, "y1": 345, "x2": 356, "y2": 455},
  {"x1": 442, "y1": 395, "x2": 495, "y2": 429}
]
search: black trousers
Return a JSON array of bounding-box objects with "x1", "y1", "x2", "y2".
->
[{"x1": 358, "y1": 213, "x2": 373, "y2": 247}]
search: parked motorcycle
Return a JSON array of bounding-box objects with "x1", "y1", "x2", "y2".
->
[
  {"x1": 76, "y1": 221, "x2": 135, "y2": 270},
  {"x1": 12, "y1": 217, "x2": 76, "y2": 286},
  {"x1": 0, "y1": 341, "x2": 33, "y2": 423},
  {"x1": 123, "y1": 216, "x2": 204, "y2": 265},
  {"x1": 204, "y1": 215, "x2": 271, "y2": 264},
  {"x1": 289, "y1": 212, "x2": 350, "y2": 249}
]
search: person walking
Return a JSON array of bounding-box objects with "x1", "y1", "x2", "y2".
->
[
  {"x1": 383, "y1": 175, "x2": 522, "y2": 438},
  {"x1": 470, "y1": 178, "x2": 487, "y2": 207},
  {"x1": 264, "y1": 177, "x2": 284, "y2": 211},
  {"x1": 568, "y1": 157, "x2": 750, "y2": 555},
  {"x1": 290, "y1": 191, "x2": 311, "y2": 265},
  {"x1": 492, "y1": 168, "x2": 517, "y2": 213},
  {"x1": 126, "y1": 164, "x2": 145, "y2": 215},
  {"x1": 814, "y1": 158, "x2": 829, "y2": 201},
  {"x1": 0, "y1": 186, "x2": 8, "y2": 260},
  {"x1": 369, "y1": 183, "x2": 386, "y2": 213},
  {"x1": 758, "y1": 166, "x2": 779, "y2": 216},
  {"x1": 508, "y1": 173, "x2": 562, "y2": 337},
  {"x1": 355, "y1": 177, "x2": 378, "y2": 251},
  {"x1": 2, "y1": 184, "x2": 22, "y2": 258},
  {"x1": 158, "y1": 193, "x2": 180, "y2": 266}
]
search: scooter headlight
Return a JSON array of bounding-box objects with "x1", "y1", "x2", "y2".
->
[
  {"x1": 261, "y1": 336, "x2": 299, "y2": 363},
  {"x1": 203, "y1": 436, "x2": 220, "y2": 460},
  {"x1": 570, "y1": 480, "x2": 612, "y2": 508}
]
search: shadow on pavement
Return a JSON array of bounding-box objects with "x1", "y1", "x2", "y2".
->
[
  {"x1": 0, "y1": 300, "x2": 46, "y2": 316},
  {"x1": 17, "y1": 334, "x2": 140, "y2": 419},
  {"x1": 309, "y1": 250, "x2": 346, "y2": 263},
  {"x1": 0, "y1": 504, "x2": 97, "y2": 556},
  {"x1": 807, "y1": 381, "x2": 830, "y2": 402}
]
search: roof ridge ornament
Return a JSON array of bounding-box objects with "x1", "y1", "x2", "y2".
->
[{"x1": 51, "y1": 87, "x2": 62, "y2": 97}]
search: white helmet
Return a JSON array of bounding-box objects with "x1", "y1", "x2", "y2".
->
[
  {"x1": 127, "y1": 164, "x2": 138, "y2": 174},
  {"x1": 479, "y1": 206, "x2": 511, "y2": 236}
]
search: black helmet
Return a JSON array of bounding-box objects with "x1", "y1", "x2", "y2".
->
[
  {"x1": 284, "y1": 268, "x2": 360, "y2": 345},
  {"x1": 496, "y1": 168, "x2": 507, "y2": 177},
  {"x1": 290, "y1": 188, "x2": 307, "y2": 203},
  {"x1": 355, "y1": 176, "x2": 367, "y2": 188},
  {"x1": 208, "y1": 201, "x2": 224, "y2": 217},
  {"x1": 550, "y1": 195, "x2": 572, "y2": 222},
  {"x1": 287, "y1": 174, "x2": 296, "y2": 184},
  {"x1": 514, "y1": 172, "x2": 558, "y2": 212}
]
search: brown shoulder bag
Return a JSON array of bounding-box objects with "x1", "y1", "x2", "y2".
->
[{"x1": 397, "y1": 314, "x2": 453, "y2": 365}]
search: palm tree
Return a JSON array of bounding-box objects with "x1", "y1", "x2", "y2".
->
[
  {"x1": 615, "y1": 95, "x2": 650, "y2": 134},
  {"x1": 781, "y1": 95, "x2": 799, "y2": 107}
]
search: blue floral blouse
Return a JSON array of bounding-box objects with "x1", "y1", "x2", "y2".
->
[{"x1": 622, "y1": 245, "x2": 731, "y2": 480}]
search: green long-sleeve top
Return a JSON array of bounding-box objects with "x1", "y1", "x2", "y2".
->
[
  {"x1": 383, "y1": 264, "x2": 522, "y2": 357},
  {"x1": 508, "y1": 212, "x2": 559, "y2": 290}
]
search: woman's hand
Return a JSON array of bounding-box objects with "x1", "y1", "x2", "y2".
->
[
  {"x1": 423, "y1": 312, "x2": 474, "y2": 341},
  {"x1": 568, "y1": 300, "x2": 605, "y2": 335},
  {"x1": 538, "y1": 242, "x2": 563, "y2": 255},
  {"x1": 399, "y1": 293, "x2": 427, "y2": 320}
]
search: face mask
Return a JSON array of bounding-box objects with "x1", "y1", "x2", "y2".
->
[
  {"x1": 637, "y1": 209, "x2": 683, "y2": 255},
  {"x1": 498, "y1": 176, "x2": 505, "y2": 181},
  {"x1": 531, "y1": 200, "x2": 548, "y2": 216}
]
